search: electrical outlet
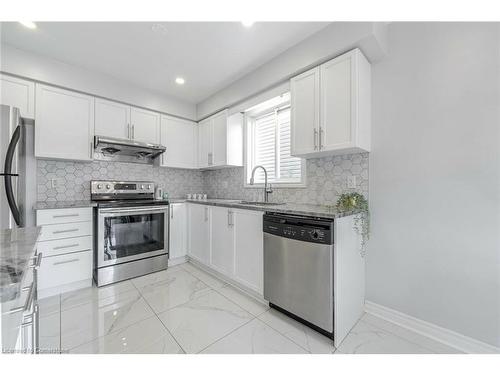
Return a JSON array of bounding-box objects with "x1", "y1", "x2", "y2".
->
[
  {"x1": 51, "y1": 178, "x2": 58, "y2": 188},
  {"x1": 347, "y1": 176, "x2": 357, "y2": 189}
]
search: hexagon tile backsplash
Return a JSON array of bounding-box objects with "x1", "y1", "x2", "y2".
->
[
  {"x1": 202, "y1": 153, "x2": 369, "y2": 206},
  {"x1": 36, "y1": 152, "x2": 368, "y2": 206},
  {"x1": 36, "y1": 159, "x2": 204, "y2": 202}
]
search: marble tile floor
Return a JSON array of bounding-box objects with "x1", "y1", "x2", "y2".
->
[{"x1": 37, "y1": 262, "x2": 461, "y2": 354}]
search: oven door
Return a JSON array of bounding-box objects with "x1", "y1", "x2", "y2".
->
[{"x1": 97, "y1": 205, "x2": 168, "y2": 268}]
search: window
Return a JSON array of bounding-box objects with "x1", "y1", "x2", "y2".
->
[{"x1": 245, "y1": 93, "x2": 305, "y2": 186}]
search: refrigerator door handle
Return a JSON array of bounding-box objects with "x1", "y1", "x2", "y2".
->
[{"x1": 3, "y1": 125, "x2": 22, "y2": 226}]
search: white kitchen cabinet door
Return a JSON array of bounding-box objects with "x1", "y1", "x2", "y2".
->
[
  {"x1": 160, "y1": 115, "x2": 198, "y2": 169},
  {"x1": 95, "y1": 98, "x2": 131, "y2": 139},
  {"x1": 187, "y1": 204, "x2": 210, "y2": 265},
  {"x1": 210, "y1": 206, "x2": 235, "y2": 277},
  {"x1": 0, "y1": 74, "x2": 35, "y2": 119},
  {"x1": 169, "y1": 203, "x2": 187, "y2": 260},
  {"x1": 35, "y1": 84, "x2": 94, "y2": 161},
  {"x1": 130, "y1": 106, "x2": 160, "y2": 144},
  {"x1": 211, "y1": 111, "x2": 227, "y2": 166},
  {"x1": 197, "y1": 118, "x2": 212, "y2": 168},
  {"x1": 233, "y1": 209, "x2": 264, "y2": 294},
  {"x1": 320, "y1": 49, "x2": 371, "y2": 153},
  {"x1": 290, "y1": 66, "x2": 320, "y2": 156}
]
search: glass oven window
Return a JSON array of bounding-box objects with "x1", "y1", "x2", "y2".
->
[{"x1": 103, "y1": 212, "x2": 165, "y2": 261}]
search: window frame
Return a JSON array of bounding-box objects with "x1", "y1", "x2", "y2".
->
[{"x1": 243, "y1": 99, "x2": 306, "y2": 189}]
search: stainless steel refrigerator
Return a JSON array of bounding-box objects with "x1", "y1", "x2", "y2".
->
[{"x1": 0, "y1": 104, "x2": 36, "y2": 229}]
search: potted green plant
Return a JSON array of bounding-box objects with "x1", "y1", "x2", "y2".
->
[{"x1": 335, "y1": 192, "x2": 370, "y2": 257}]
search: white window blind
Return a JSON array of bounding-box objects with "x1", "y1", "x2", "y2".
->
[{"x1": 250, "y1": 105, "x2": 303, "y2": 184}]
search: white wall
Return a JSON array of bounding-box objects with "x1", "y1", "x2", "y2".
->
[
  {"x1": 196, "y1": 22, "x2": 388, "y2": 119},
  {"x1": 368, "y1": 22, "x2": 500, "y2": 347},
  {"x1": 0, "y1": 44, "x2": 196, "y2": 120}
]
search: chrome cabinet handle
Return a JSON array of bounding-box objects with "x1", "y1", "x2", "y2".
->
[
  {"x1": 90, "y1": 141, "x2": 93, "y2": 159},
  {"x1": 53, "y1": 258, "x2": 80, "y2": 266},
  {"x1": 228, "y1": 211, "x2": 234, "y2": 227},
  {"x1": 53, "y1": 228, "x2": 79, "y2": 234},
  {"x1": 132, "y1": 125, "x2": 135, "y2": 139},
  {"x1": 9, "y1": 282, "x2": 35, "y2": 314},
  {"x1": 314, "y1": 128, "x2": 318, "y2": 150},
  {"x1": 204, "y1": 207, "x2": 208, "y2": 221},
  {"x1": 52, "y1": 213, "x2": 79, "y2": 218},
  {"x1": 170, "y1": 206, "x2": 174, "y2": 219},
  {"x1": 53, "y1": 243, "x2": 79, "y2": 250},
  {"x1": 319, "y1": 127, "x2": 324, "y2": 150},
  {"x1": 208, "y1": 152, "x2": 212, "y2": 166},
  {"x1": 29, "y1": 252, "x2": 43, "y2": 268},
  {"x1": 127, "y1": 123, "x2": 130, "y2": 139}
]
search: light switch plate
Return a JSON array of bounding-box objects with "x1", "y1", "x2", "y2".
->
[{"x1": 347, "y1": 176, "x2": 357, "y2": 189}]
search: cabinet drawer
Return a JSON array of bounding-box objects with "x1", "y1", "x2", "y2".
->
[
  {"x1": 36, "y1": 207, "x2": 92, "y2": 225},
  {"x1": 38, "y1": 221, "x2": 92, "y2": 242},
  {"x1": 36, "y1": 236, "x2": 92, "y2": 258},
  {"x1": 38, "y1": 250, "x2": 92, "y2": 291}
]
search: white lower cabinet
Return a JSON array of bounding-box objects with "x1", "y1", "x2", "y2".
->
[
  {"x1": 187, "y1": 203, "x2": 211, "y2": 265},
  {"x1": 36, "y1": 207, "x2": 93, "y2": 298},
  {"x1": 210, "y1": 207, "x2": 235, "y2": 277},
  {"x1": 187, "y1": 203, "x2": 264, "y2": 296},
  {"x1": 169, "y1": 203, "x2": 187, "y2": 261},
  {"x1": 233, "y1": 209, "x2": 264, "y2": 294}
]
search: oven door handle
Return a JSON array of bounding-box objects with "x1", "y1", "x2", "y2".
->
[{"x1": 99, "y1": 206, "x2": 169, "y2": 215}]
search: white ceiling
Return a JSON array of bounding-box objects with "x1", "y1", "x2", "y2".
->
[{"x1": 0, "y1": 22, "x2": 329, "y2": 103}]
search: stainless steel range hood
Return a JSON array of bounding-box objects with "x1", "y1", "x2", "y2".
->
[{"x1": 93, "y1": 136, "x2": 166, "y2": 164}]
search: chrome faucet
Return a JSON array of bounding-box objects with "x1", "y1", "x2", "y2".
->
[{"x1": 250, "y1": 165, "x2": 273, "y2": 202}]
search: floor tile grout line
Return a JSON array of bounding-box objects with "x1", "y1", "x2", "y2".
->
[
  {"x1": 195, "y1": 316, "x2": 258, "y2": 354},
  {"x1": 138, "y1": 287, "x2": 187, "y2": 354}
]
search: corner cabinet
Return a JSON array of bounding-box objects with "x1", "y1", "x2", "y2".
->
[
  {"x1": 291, "y1": 48, "x2": 371, "y2": 158},
  {"x1": 35, "y1": 84, "x2": 94, "y2": 161},
  {"x1": 160, "y1": 115, "x2": 198, "y2": 169},
  {"x1": 187, "y1": 203, "x2": 264, "y2": 296},
  {"x1": 197, "y1": 110, "x2": 243, "y2": 169}
]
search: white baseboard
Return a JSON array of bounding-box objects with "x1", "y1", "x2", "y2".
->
[
  {"x1": 365, "y1": 300, "x2": 500, "y2": 354},
  {"x1": 168, "y1": 255, "x2": 188, "y2": 266}
]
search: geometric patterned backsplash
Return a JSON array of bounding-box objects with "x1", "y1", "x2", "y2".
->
[
  {"x1": 202, "y1": 152, "x2": 369, "y2": 206},
  {"x1": 37, "y1": 152, "x2": 368, "y2": 206},
  {"x1": 36, "y1": 159, "x2": 204, "y2": 202}
]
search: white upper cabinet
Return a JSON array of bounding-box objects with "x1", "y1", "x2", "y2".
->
[
  {"x1": 160, "y1": 115, "x2": 198, "y2": 169},
  {"x1": 130, "y1": 107, "x2": 160, "y2": 144},
  {"x1": 197, "y1": 110, "x2": 243, "y2": 169},
  {"x1": 94, "y1": 98, "x2": 131, "y2": 139},
  {"x1": 0, "y1": 74, "x2": 35, "y2": 119},
  {"x1": 291, "y1": 48, "x2": 371, "y2": 158},
  {"x1": 291, "y1": 67, "x2": 320, "y2": 156},
  {"x1": 197, "y1": 118, "x2": 212, "y2": 168},
  {"x1": 35, "y1": 84, "x2": 94, "y2": 161}
]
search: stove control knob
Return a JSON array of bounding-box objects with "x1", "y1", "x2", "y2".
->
[
  {"x1": 141, "y1": 184, "x2": 145, "y2": 189},
  {"x1": 106, "y1": 184, "x2": 111, "y2": 189},
  {"x1": 97, "y1": 184, "x2": 102, "y2": 189},
  {"x1": 147, "y1": 184, "x2": 151, "y2": 190}
]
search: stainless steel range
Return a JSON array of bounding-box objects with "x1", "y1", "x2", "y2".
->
[{"x1": 91, "y1": 180, "x2": 169, "y2": 286}]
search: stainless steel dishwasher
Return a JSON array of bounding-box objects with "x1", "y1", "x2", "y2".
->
[{"x1": 263, "y1": 212, "x2": 334, "y2": 338}]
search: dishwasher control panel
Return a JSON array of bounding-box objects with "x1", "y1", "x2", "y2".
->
[{"x1": 263, "y1": 213, "x2": 333, "y2": 245}]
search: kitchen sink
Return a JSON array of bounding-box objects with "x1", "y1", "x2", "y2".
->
[{"x1": 238, "y1": 201, "x2": 286, "y2": 206}]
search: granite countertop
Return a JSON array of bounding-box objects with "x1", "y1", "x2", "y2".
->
[
  {"x1": 0, "y1": 226, "x2": 41, "y2": 303},
  {"x1": 176, "y1": 198, "x2": 362, "y2": 219},
  {"x1": 34, "y1": 200, "x2": 97, "y2": 210}
]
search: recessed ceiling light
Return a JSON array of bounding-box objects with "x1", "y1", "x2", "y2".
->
[
  {"x1": 241, "y1": 21, "x2": 254, "y2": 27},
  {"x1": 175, "y1": 77, "x2": 185, "y2": 85},
  {"x1": 19, "y1": 21, "x2": 37, "y2": 29}
]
